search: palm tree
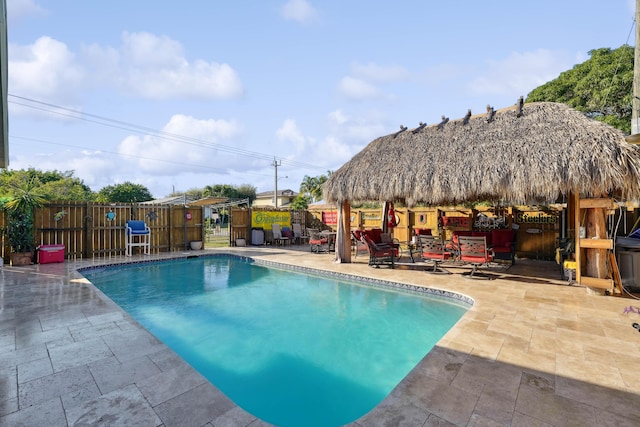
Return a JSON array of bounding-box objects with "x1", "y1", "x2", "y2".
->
[
  {"x1": 300, "y1": 175, "x2": 319, "y2": 202},
  {"x1": 300, "y1": 171, "x2": 332, "y2": 203}
]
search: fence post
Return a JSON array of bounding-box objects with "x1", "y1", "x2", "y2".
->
[
  {"x1": 168, "y1": 205, "x2": 173, "y2": 251},
  {"x1": 84, "y1": 202, "x2": 92, "y2": 259}
]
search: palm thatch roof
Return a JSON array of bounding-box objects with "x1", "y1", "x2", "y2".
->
[{"x1": 324, "y1": 102, "x2": 640, "y2": 206}]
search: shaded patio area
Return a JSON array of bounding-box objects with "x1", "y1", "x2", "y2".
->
[{"x1": 1, "y1": 246, "x2": 640, "y2": 426}]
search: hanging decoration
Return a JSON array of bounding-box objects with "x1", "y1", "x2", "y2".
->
[
  {"x1": 146, "y1": 211, "x2": 158, "y2": 221},
  {"x1": 53, "y1": 210, "x2": 67, "y2": 221},
  {"x1": 105, "y1": 210, "x2": 116, "y2": 221},
  {"x1": 387, "y1": 202, "x2": 399, "y2": 229}
]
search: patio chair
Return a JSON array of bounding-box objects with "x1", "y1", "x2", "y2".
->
[
  {"x1": 491, "y1": 228, "x2": 516, "y2": 265},
  {"x1": 362, "y1": 234, "x2": 395, "y2": 268},
  {"x1": 125, "y1": 220, "x2": 150, "y2": 256},
  {"x1": 458, "y1": 236, "x2": 494, "y2": 279},
  {"x1": 351, "y1": 230, "x2": 368, "y2": 258},
  {"x1": 272, "y1": 223, "x2": 290, "y2": 246},
  {"x1": 292, "y1": 223, "x2": 309, "y2": 245},
  {"x1": 379, "y1": 232, "x2": 402, "y2": 259},
  {"x1": 419, "y1": 236, "x2": 452, "y2": 274},
  {"x1": 309, "y1": 230, "x2": 330, "y2": 253}
]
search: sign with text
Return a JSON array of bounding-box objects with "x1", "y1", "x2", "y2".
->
[
  {"x1": 442, "y1": 216, "x2": 470, "y2": 228},
  {"x1": 515, "y1": 212, "x2": 558, "y2": 224},
  {"x1": 322, "y1": 211, "x2": 337, "y2": 225},
  {"x1": 251, "y1": 211, "x2": 291, "y2": 228}
]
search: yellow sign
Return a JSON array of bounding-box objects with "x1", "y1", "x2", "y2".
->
[{"x1": 251, "y1": 211, "x2": 291, "y2": 228}]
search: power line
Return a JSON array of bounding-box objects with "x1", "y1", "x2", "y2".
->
[{"x1": 8, "y1": 94, "x2": 326, "y2": 171}]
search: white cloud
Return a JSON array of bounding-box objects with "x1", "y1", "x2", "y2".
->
[
  {"x1": 117, "y1": 114, "x2": 242, "y2": 175},
  {"x1": 9, "y1": 36, "x2": 84, "y2": 101},
  {"x1": 9, "y1": 149, "x2": 119, "y2": 190},
  {"x1": 327, "y1": 109, "x2": 385, "y2": 143},
  {"x1": 8, "y1": 31, "x2": 244, "y2": 107},
  {"x1": 281, "y1": 0, "x2": 319, "y2": 24},
  {"x1": 276, "y1": 119, "x2": 306, "y2": 144},
  {"x1": 270, "y1": 111, "x2": 377, "y2": 174},
  {"x1": 87, "y1": 31, "x2": 244, "y2": 100},
  {"x1": 469, "y1": 49, "x2": 577, "y2": 96},
  {"x1": 328, "y1": 109, "x2": 348, "y2": 125}
]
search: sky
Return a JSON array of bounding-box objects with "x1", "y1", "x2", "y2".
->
[{"x1": 3, "y1": 0, "x2": 637, "y2": 199}]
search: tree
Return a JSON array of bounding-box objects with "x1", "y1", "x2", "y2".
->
[
  {"x1": 0, "y1": 169, "x2": 94, "y2": 201},
  {"x1": 2, "y1": 177, "x2": 47, "y2": 254},
  {"x1": 204, "y1": 184, "x2": 238, "y2": 198},
  {"x1": 299, "y1": 171, "x2": 332, "y2": 203},
  {"x1": 185, "y1": 188, "x2": 204, "y2": 200},
  {"x1": 202, "y1": 183, "x2": 257, "y2": 202},
  {"x1": 526, "y1": 45, "x2": 633, "y2": 133},
  {"x1": 95, "y1": 182, "x2": 154, "y2": 203},
  {"x1": 290, "y1": 194, "x2": 311, "y2": 210},
  {"x1": 235, "y1": 184, "x2": 257, "y2": 203}
]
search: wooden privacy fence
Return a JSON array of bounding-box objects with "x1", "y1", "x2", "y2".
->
[
  {"x1": 229, "y1": 208, "x2": 308, "y2": 245},
  {"x1": 1, "y1": 201, "x2": 204, "y2": 261}
]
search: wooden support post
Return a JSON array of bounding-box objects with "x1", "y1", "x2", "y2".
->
[
  {"x1": 609, "y1": 251, "x2": 624, "y2": 294},
  {"x1": 573, "y1": 193, "x2": 581, "y2": 283},
  {"x1": 341, "y1": 201, "x2": 352, "y2": 263},
  {"x1": 585, "y1": 204, "x2": 609, "y2": 280}
]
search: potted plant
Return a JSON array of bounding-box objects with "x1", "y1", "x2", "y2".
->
[{"x1": 1, "y1": 179, "x2": 46, "y2": 266}]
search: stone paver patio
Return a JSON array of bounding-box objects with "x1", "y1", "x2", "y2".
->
[{"x1": 1, "y1": 246, "x2": 639, "y2": 426}]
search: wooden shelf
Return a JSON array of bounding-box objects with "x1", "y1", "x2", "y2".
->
[
  {"x1": 578, "y1": 198, "x2": 615, "y2": 209},
  {"x1": 579, "y1": 238, "x2": 613, "y2": 249},
  {"x1": 575, "y1": 196, "x2": 614, "y2": 291}
]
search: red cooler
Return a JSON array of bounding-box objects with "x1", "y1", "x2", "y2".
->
[{"x1": 37, "y1": 245, "x2": 65, "y2": 264}]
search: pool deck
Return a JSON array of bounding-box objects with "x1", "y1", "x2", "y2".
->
[{"x1": 1, "y1": 246, "x2": 640, "y2": 427}]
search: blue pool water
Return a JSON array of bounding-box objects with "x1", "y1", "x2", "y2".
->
[{"x1": 82, "y1": 255, "x2": 468, "y2": 427}]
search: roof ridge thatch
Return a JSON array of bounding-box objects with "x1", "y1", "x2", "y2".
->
[{"x1": 324, "y1": 102, "x2": 640, "y2": 206}]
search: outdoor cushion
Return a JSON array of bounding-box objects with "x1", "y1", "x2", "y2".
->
[
  {"x1": 126, "y1": 220, "x2": 149, "y2": 235},
  {"x1": 472, "y1": 231, "x2": 492, "y2": 247},
  {"x1": 491, "y1": 229, "x2": 515, "y2": 249}
]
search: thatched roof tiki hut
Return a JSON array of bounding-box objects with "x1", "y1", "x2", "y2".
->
[{"x1": 324, "y1": 101, "x2": 640, "y2": 292}]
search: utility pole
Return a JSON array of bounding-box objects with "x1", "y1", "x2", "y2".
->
[{"x1": 273, "y1": 158, "x2": 281, "y2": 208}]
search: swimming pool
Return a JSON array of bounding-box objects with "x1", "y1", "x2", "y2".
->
[{"x1": 82, "y1": 255, "x2": 469, "y2": 426}]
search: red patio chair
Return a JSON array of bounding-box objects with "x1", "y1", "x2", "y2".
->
[
  {"x1": 459, "y1": 236, "x2": 494, "y2": 279},
  {"x1": 491, "y1": 228, "x2": 516, "y2": 265},
  {"x1": 419, "y1": 236, "x2": 452, "y2": 274},
  {"x1": 309, "y1": 230, "x2": 329, "y2": 253},
  {"x1": 362, "y1": 234, "x2": 395, "y2": 268},
  {"x1": 351, "y1": 230, "x2": 368, "y2": 258}
]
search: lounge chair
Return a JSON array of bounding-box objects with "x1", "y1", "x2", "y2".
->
[
  {"x1": 125, "y1": 220, "x2": 150, "y2": 256},
  {"x1": 459, "y1": 236, "x2": 494, "y2": 279},
  {"x1": 419, "y1": 236, "x2": 452, "y2": 274}
]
